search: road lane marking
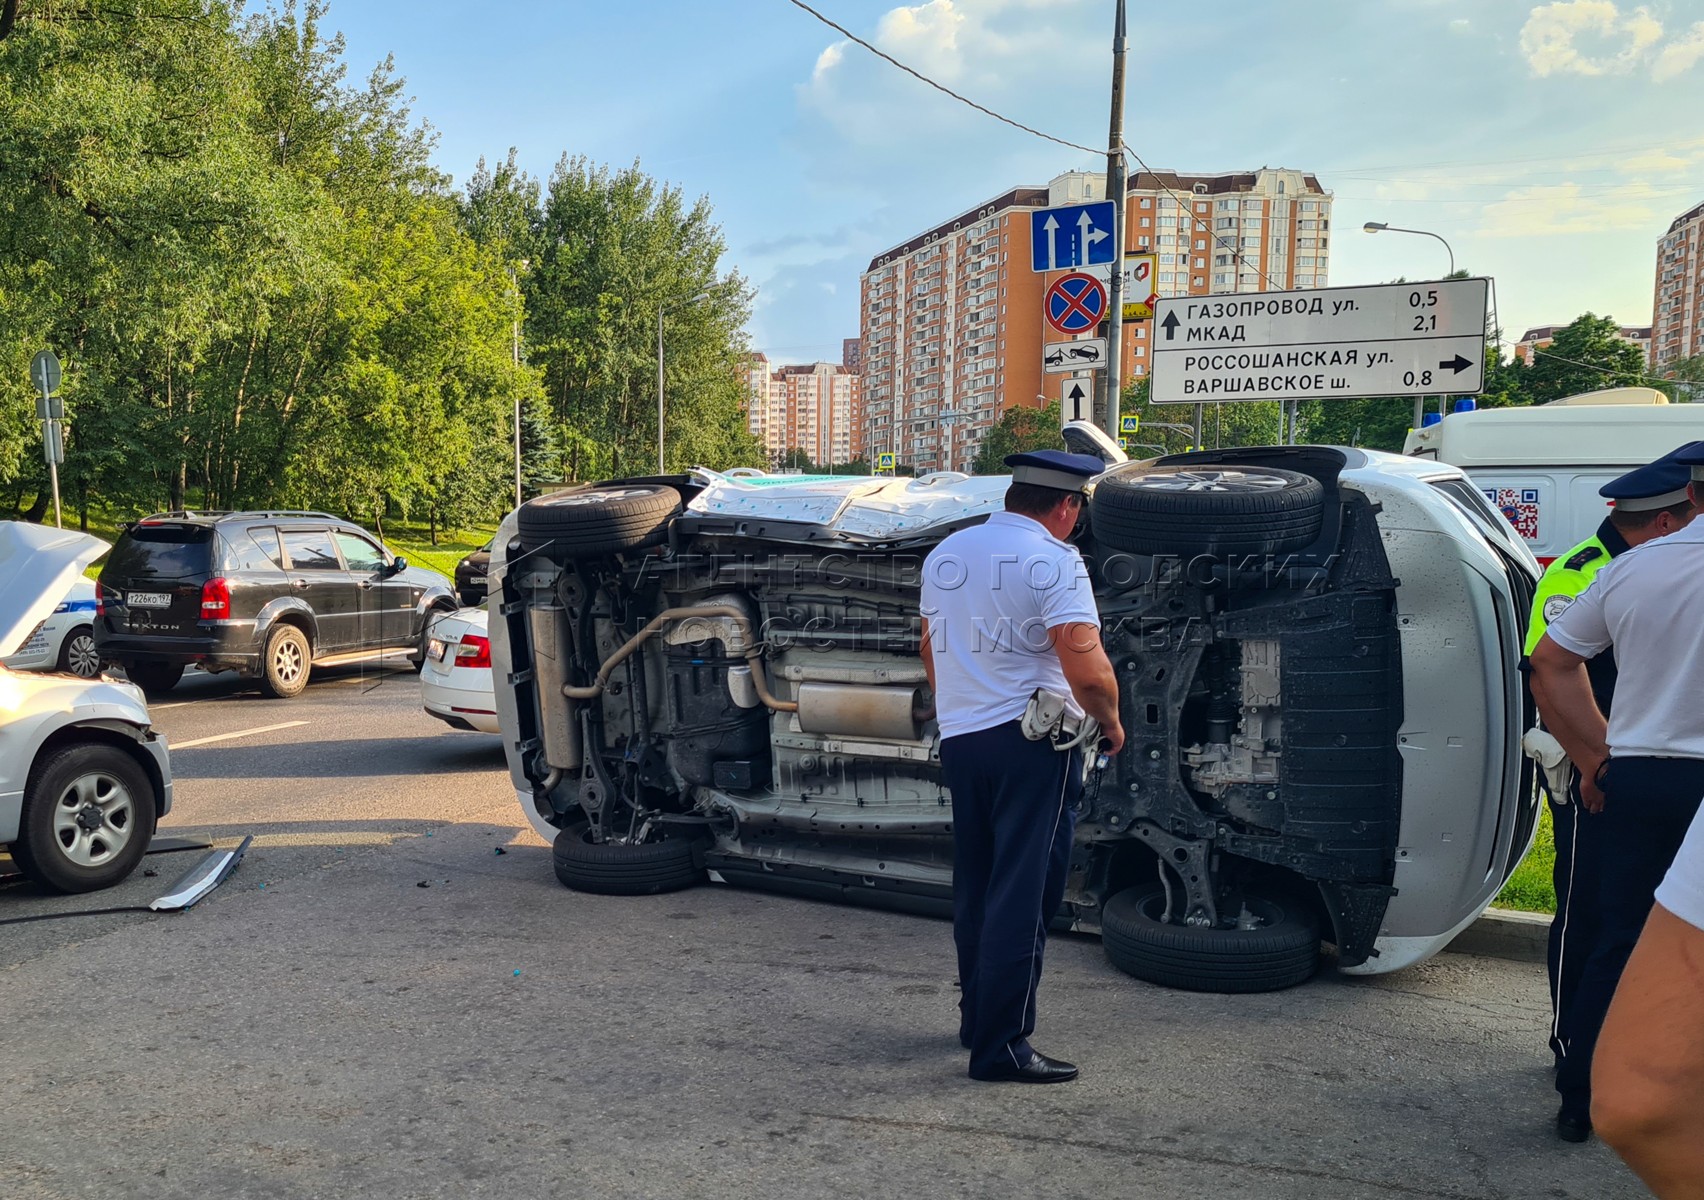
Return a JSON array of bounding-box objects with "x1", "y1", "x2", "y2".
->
[
  {"x1": 148, "y1": 701, "x2": 198, "y2": 710},
  {"x1": 171, "y1": 721, "x2": 310, "y2": 749}
]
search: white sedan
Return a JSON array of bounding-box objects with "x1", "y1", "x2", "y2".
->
[
  {"x1": 421, "y1": 606, "x2": 498, "y2": 734},
  {"x1": 2, "y1": 575, "x2": 102, "y2": 678}
]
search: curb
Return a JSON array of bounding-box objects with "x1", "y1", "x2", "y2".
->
[{"x1": 1445, "y1": 906, "x2": 1549, "y2": 964}]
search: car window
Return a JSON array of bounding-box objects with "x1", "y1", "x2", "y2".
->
[
  {"x1": 334, "y1": 531, "x2": 387, "y2": 574},
  {"x1": 281, "y1": 528, "x2": 342, "y2": 571},
  {"x1": 104, "y1": 524, "x2": 214, "y2": 579},
  {"x1": 226, "y1": 526, "x2": 285, "y2": 572}
]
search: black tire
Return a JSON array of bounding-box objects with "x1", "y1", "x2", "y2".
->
[
  {"x1": 1101, "y1": 884, "x2": 1321, "y2": 993},
  {"x1": 457, "y1": 590, "x2": 484, "y2": 609},
  {"x1": 12, "y1": 743, "x2": 157, "y2": 893},
  {"x1": 124, "y1": 660, "x2": 184, "y2": 696},
  {"x1": 57, "y1": 625, "x2": 102, "y2": 678},
  {"x1": 1091, "y1": 464, "x2": 1324, "y2": 557},
  {"x1": 517, "y1": 484, "x2": 681, "y2": 557},
  {"x1": 552, "y1": 825, "x2": 705, "y2": 896},
  {"x1": 257, "y1": 623, "x2": 311, "y2": 699}
]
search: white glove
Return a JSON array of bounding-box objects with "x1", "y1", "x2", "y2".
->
[{"x1": 1522, "y1": 726, "x2": 1576, "y2": 803}]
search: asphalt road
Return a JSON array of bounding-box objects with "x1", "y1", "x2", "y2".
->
[{"x1": 1, "y1": 663, "x2": 1647, "y2": 1199}]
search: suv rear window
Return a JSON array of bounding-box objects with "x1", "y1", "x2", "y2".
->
[{"x1": 105, "y1": 524, "x2": 215, "y2": 579}]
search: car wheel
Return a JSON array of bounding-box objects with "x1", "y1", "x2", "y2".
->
[
  {"x1": 124, "y1": 660, "x2": 184, "y2": 696},
  {"x1": 551, "y1": 824, "x2": 705, "y2": 895},
  {"x1": 410, "y1": 605, "x2": 456, "y2": 673},
  {"x1": 457, "y1": 590, "x2": 483, "y2": 608},
  {"x1": 12, "y1": 743, "x2": 157, "y2": 893},
  {"x1": 257, "y1": 624, "x2": 311, "y2": 699},
  {"x1": 516, "y1": 484, "x2": 681, "y2": 558},
  {"x1": 1091, "y1": 465, "x2": 1324, "y2": 557},
  {"x1": 1100, "y1": 884, "x2": 1321, "y2": 993},
  {"x1": 57, "y1": 626, "x2": 102, "y2": 678}
]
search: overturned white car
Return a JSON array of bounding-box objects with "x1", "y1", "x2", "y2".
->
[{"x1": 489, "y1": 427, "x2": 1540, "y2": 992}]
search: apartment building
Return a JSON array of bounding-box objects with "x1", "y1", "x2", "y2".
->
[
  {"x1": 1653, "y1": 200, "x2": 1704, "y2": 369},
  {"x1": 740, "y1": 356, "x2": 863, "y2": 467},
  {"x1": 859, "y1": 168, "x2": 1331, "y2": 472},
  {"x1": 1515, "y1": 323, "x2": 1653, "y2": 368}
]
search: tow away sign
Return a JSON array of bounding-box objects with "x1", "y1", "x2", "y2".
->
[{"x1": 1150, "y1": 278, "x2": 1487, "y2": 403}]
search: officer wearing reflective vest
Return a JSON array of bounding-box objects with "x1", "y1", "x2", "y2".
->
[
  {"x1": 1528, "y1": 442, "x2": 1704, "y2": 1145},
  {"x1": 920, "y1": 450, "x2": 1124, "y2": 1084},
  {"x1": 1523, "y1": 442, "x2": 1702, "y2": 1081}
]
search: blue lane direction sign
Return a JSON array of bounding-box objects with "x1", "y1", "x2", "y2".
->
[{"x1": 1030, "y1": 201, "x2": 1116, "y2": 272}]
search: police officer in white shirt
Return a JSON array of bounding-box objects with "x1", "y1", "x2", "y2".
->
[
  {"x1": 1593, "y1": 806, "x2": 1704, "y2": 1195},
  {"x1": 920, "y1": 450, "x2": 1124, "y2": 1084},
  {"x1": 1529, "y1": 442, "x2": 1704, "y2": 1143}
]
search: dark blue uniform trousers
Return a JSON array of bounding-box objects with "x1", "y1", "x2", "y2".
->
[
  {"x1": 1546, "y1": 785, "x2": 1602, "y2": 1064},
  {"x1": 1554, "y1": 756, "x2": 1704, "y2": 1117},
  {"x1": 939, "y1": 720, "x2": 1080, "y2": 1079}
]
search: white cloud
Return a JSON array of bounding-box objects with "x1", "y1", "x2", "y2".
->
[
  {"x1": 1478, "y1": 180, "x2": 1670, "y2": 236},
  {"x1": 1652, "y1": 20, "x2": 1704, "y2": 81},
  {"x1": 812, "y1": 42, "x2": 845, "y2": 84},
  {"x1": 1519, "y1": 0, "x2": 1663, "y2": 76}
]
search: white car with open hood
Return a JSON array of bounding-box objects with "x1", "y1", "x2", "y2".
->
[
  {"x1": 0, "y1": 522, "x2": 173, "y2": 892},
  {"x1": 489, "y1": 424, "x2": 1542, "y2": 992}
]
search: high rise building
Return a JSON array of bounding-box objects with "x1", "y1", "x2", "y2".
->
[
  {"x1": 842, "y1": 338, "x2": 862, "y2": 374},
  {"x1": 1653, "y1": 200, "x2": 1704, "y2": 370},
  {"x1": 740, "y1": 357, "x2": 863, "y2": 467},
  {"x1": 859, "y1": 168, "x2": 1331, "y2": 473}
]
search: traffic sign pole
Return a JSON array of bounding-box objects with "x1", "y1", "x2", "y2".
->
[
  {"x1": 1102, "y1": 0, "x2": 1127, "y2": 440},
  {"x1": 31, "y1": 349, "x2": 63, "y2": 528}
]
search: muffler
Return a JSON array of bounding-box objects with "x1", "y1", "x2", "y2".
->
[{"x1": 795, "y1": 683, "x2": 926, "y2": 742}]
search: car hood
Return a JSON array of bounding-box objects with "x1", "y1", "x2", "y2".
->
[{"x1": 0, "y1": 522, "x2": 110, "y2": 658}]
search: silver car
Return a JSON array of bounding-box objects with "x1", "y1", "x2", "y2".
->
[
  {"x1": 488, "y1": 429, "x2": 1540, "y2": 992},
  {"x1": 1, "y1": 523, "x2": 173, "y2": 892}
]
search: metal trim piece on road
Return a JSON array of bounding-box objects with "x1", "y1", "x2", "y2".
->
[
  {"x1": 149, "y1": 835, "x2": 254, "y2": 911},
  {"x1": 171, "y1": 721, "x2": 309, "y2": 749}
]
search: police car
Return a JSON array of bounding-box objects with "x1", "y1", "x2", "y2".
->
[{"x1": 488, "y1": 425, "x2": 1541, "y2": 992}]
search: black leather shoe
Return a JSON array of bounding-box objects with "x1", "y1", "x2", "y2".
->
[
  {"x1": 970, "y1": 1051, "x2": 1078, "y2": 1084},
  {"x1": 1556, "y1": 1111, "x2": 1592, "y2": 1143}
]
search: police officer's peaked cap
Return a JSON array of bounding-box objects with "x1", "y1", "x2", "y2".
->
[
  {"x1": 1004, "y1": 450, "x2": 1105, "y2": 494},
  {"x1": 1668, "y1": 440, "x2": 1704, "y2": 487},
  {"x1": 1603, "y1": 440, "x2": 1704, "y2": 510}
]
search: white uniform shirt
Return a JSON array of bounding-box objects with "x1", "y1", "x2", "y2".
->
[
  {"x1": 1546, "y1": 521, "x2": 1704, "y2": 759},
  {"x1": 1658, "y1": 806, "x2": 1704, "y2": 932},
  {"x1": 920, "y1": 511, "x2": 1101, "y2": 740}
]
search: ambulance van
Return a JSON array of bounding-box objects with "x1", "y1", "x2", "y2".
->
[{"x1": 1402, "y1": 388, "x2": 1702, "y2": 564}]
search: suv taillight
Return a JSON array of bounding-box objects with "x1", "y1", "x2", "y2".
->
[
  {"x1": 453, "y1": 633, "x2": 491, "y2": 670},
  {"x1": 200, "y1": 577, "x2": 231, "y2": 620},
  {"x1": 96, "y1": 587, "x2": 107, "y2": 620}
]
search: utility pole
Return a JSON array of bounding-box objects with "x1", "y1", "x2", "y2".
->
[{"x1": 1101, "y1": 0, "x2": 1128, "y2": 439}]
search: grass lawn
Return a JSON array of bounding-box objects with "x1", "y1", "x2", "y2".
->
[{"x1": 1495, "y1": 801, "x2": 1557, "y2": 913}]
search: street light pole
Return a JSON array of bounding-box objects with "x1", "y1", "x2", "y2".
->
[
  {"x1": 509, "y1": 260, "x2": 528, "y2": 511},
  {"x1": 1101, "y1": 0, "x2": 1128, "y2": 440},
  {"x1": 658, "y1": 290, "x2": 711, "y2": 474},
  {"x1": 1362, "y1": 222, "x2": 1455, "y2": 276}
]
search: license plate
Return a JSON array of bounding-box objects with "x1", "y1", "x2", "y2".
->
[
  {"x1": 429, "y1": 638, "x2": 448, "y2": 661},
  {"x1": 128, "y1": 592, "x2": 171, "y2": 609},
  {"x1": 470, "y1": 576, "x2": 488, "y2": 586}
]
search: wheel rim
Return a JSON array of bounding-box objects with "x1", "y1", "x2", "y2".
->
[
  {"x1": 1128, "y1": 469, "x2": 1293, "y2": 494},
  {"x1": 50, "y1": 771, "x2": 136, "y2": 867},
  {"x1": 1137, "y1": 889, "x2": 1286, "y2": 933},
  {"x1": 274, "y1": 637, "x2": 304, "y2": 684},
  {"x1": 65, "y1": 634, "x2": 101, "y2": 678}
]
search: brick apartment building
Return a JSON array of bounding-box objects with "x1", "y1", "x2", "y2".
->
[
  {"x1": 1653, "y1": 200, "x2": 1704, "y2": 370},
  {"x1": 858, "y1": 168, "x2": 1332, "y2": 473},
  {"x1": 741, "y1": 354, "x2": 863, "y2": 467},
  {"x1": 1515, "y1": 323, "x2": 1653, "y2": 368}
]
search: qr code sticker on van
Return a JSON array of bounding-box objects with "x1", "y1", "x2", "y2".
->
[{"x1": 1483, "y1": 487, "x2": 1540, "y2": 541}]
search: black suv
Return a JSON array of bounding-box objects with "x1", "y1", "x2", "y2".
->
[{"x1": 95, "y1": 511, "x2": 457, "y2": 698}]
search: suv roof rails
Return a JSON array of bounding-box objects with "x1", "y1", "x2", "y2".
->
[{"x1": 138, "y1": 509, "x2": 342, "y2": 523}]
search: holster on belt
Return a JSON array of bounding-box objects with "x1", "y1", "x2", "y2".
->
[{"x1": 1021, "y1": 688, "x2": 1098, "y2": 753}]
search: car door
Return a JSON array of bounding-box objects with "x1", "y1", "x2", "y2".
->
[
  {"x1": 279, "y1": 527, "x2": 356, "y2": 652},
  {"x1": 333, "y1": 530, "x2": 412, "y2": 648}
]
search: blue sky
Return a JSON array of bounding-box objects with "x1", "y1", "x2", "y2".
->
[{"x1": 328, "y1": 0, "x2": 1704, "y2": 369}]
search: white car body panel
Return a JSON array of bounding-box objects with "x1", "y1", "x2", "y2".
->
[
  {"x1": 420, "y1": 607, "x2": 499, "y2": 734},
  {"x1": 3, "y1": 576, "x2": 98, "y2": 673},
  {"x1": 0, "y1": 522, "x2": 172, "y2": 850}
]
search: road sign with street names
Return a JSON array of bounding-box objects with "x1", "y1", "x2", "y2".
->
[
  {"x1": 1044, "y1": 336, "x2": 1108, "y2": 374},
  {"x1": 1045, "y1": 273, "x2": 1107, "y2": 335},
  {"x1": 1150, "y1": 278, "x2": 1488, "y2": 404},
  {"x1": 1030, "y1": 201, "x2": 1116, "y2": 273}
]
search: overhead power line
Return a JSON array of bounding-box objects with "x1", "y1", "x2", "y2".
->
[{"x1": 784, "y1": 0, "x2": 1106, "y2": 156}]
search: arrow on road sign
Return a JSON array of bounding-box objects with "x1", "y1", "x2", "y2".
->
[
  {"x1": 1042, "y1": 214, "x2": 1060, "y2": 270},
  {"x1": 1439, "y1": 354, "x2": 1474, "y2": 374},
  {"x1": 1078, "y1": 210, "x2": 1108, "y2": 260},
  {"x1": 1161, "y1": 311, "x2": 1180, "y2": 341},
  {"x1": 1066, "y1": 382, "x2": 1088, "y2": 423}
]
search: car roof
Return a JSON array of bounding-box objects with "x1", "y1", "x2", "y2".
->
[{"x1": 133, "y1": 510, "x2": 345, "y2": 526}]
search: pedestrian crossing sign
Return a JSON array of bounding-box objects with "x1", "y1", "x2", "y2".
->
[
  {"x1": 1117, "y1": 437, "x2": 1129, "y2": 450},
  {"x1": 877, "y1": 452, "x2": 896, "y2": 473},
  {"x1": 1120, "y1": 415, "x2": 1139, "y2": 434}
]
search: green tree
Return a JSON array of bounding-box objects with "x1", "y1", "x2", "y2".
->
[
  {"x1": 775, "y1": 447, "x2": 814, "y2": 471},
  {"x1": 1521, "y1": 313, "x2": 1647, "y2": 403},
  {"x1": 971, "y1": 401, "x2": 1065, "y2": 473},
  {"x1": 1654, "y1": 353, "x2": 1704, "y2": 403}
]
